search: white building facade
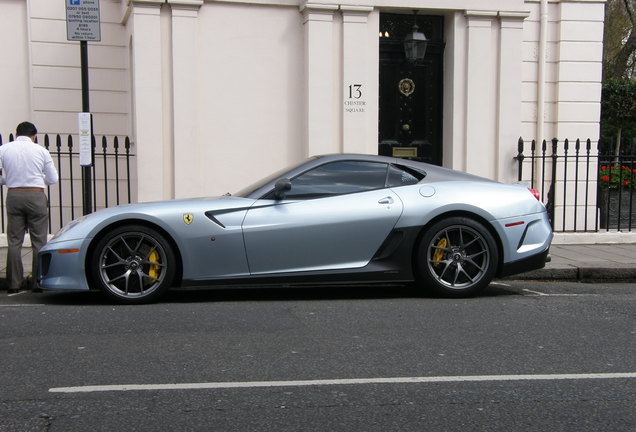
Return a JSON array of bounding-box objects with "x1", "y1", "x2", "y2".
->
[{"x1": 0, "y1": 0, "x2": 605, "y2": 227}]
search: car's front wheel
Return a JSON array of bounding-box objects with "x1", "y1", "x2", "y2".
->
[
  {"x1": 89, "y1": 225, "x2": 176, "y2": 304},
  {"x1": 417, "y1": 217, "x2": 498, "y2": 297}
]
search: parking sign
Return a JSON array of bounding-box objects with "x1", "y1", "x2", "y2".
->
[{"x1": 66, "y1": 0, "x2": 101, "y2": 41}]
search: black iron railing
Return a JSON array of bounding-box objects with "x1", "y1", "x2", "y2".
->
[
  {"x1": 0, "y1": 133, "x2": 136, "y2": 234},
  {"x1": 515, "y1": 137, "x2": 635, "y2": 232}
]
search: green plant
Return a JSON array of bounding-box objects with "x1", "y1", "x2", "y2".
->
[
  {"x1": 600, "y1": 79, "x2": 636, "y2": 162},
  {"x1": 599, "y1": 164, "x2": 636, "y2": 189}
]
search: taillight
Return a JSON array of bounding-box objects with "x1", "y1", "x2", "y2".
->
[{"x1": 529, "y1": 188, "x2": 540, "y2": 201}]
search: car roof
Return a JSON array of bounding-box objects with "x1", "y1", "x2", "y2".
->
[{"x1": 312, "y1": 154, "x2": 492, "y2": 183}]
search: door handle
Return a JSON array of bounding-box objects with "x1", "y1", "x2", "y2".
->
[{"x1": 378, "y1": 197, "x2": 394, "y2": 205}]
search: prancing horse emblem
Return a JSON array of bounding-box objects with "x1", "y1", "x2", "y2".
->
[{"x1": 183, "y1": 213, "x2": 194, "y2": 225}]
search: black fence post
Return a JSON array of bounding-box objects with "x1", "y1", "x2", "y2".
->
[
  {"x1": 56, "y1": 135, "x2": 63, "y2": 231},
  {"x1": 562, "y1": 138, "x2": 569, "y2": 230},
  {"x1": 67, "y1": 135, "x2": 76, "y2": 222},
  {"x1": 125, "y1": 137, "x2": 132, "y2": 203},
  {"x1": 0, "y1": 134, "x2": 4, "y2": 233},
  {"x1": 102, "y1": 136, "x2": 109, "y2": 208},
  {"x1": 515, "y1": 137, "x2": 524, "y2": 182},
  {"x1": 44, "y1": 134, "x2": 52, "y2": 233},
  {"x1": 545, "y1": 138, "x2": 558, "y2": 230},
  {"x1": 573, "y1": 138, "x2": 580, "y2": 230}
]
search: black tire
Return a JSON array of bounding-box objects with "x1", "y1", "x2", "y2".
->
[
  {"x1": 89, "y1": 225, "x2": 176, "y2": 304},
  {"x1": 416, "y1": 216, "x2": 498, "y2": 297}
]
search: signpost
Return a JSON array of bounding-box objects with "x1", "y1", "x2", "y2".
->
[{"x1": 65, "y1": 0, "x2": 100, "y2": 215}]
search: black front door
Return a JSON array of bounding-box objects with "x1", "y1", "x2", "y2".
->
[{"x1": 379, "y1": 14, "x2": 444, "y2": 166}]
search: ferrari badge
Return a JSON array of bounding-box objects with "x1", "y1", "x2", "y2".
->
[{"x1": 183, "y1": 213, "x2": 194, "y2": 225}]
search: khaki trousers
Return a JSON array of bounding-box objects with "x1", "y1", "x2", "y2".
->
[{"x1": 6, "y1": 190, "x2": 49, "y2": 290}]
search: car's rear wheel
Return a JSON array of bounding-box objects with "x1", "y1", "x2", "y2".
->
[
  {"x1": 90, "y1": 225, "x2": 176, "y2": 304},
  {"x1": 417, "y1": 217, "x2": 498, "y2": 297}
]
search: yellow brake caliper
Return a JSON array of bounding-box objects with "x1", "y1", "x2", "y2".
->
[
  {"x1": 432, "y1": 238, "x2": 447, "y2": 267},
  {"x1": 148, "y1": 250, "x2": 160, "y2": 282}
]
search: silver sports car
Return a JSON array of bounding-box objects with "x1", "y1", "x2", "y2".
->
[{"x1": 37, "y1": 154, "x2": 552, "y2": 304}]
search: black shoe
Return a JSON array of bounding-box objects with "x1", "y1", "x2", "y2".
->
[
  {"x1": 31, "y1": 287, "x2": 42, "y2": 293},
  {"x1": 7, "y1": 289, "x2": 20, "y2": 294}
]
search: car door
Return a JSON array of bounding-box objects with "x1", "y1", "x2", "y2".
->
[{"x1": 242, "y1": 160, "x2": 404, "y2": 275}]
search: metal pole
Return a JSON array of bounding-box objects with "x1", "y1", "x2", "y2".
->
[{"x1": 80, "y1": 40, "x2": 93, "y2": 215}]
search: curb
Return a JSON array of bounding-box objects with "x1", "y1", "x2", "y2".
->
[{"x1": 505, "y1": 266, "x2": 636, "y2": 283}]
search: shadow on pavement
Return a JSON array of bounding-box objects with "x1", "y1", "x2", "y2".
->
[{"x1": 23, "y1": 282, "x2": 518, "y2": 306}]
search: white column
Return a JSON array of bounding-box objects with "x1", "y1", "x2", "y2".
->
[
  {"x1": 496, "y1": 12, "x2": 528, "y2": 183},
  {"x1": 554, "y1": 1, "x2": 604, "y2": 231},
  {"x1": 464, "y1": 11, "x2": 497, "y2": 178},
  {"x1": 169, "y1": 0, "x2": 203, "y2": 198},
  {"x1": 341, "y1": 6, "x2": 373, "y2": 154},
  {"x1": 300, "y1": 3, "x2": 338, "y2": 157},
  {"x1": 129, "y1": 1, "x2": 166, "y2": 202},
  {"x1": 554, "y1": 1, "x2": 604, "y2": 140}
]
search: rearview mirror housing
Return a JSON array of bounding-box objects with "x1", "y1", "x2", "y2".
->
[{"x1": 273, "y1": 178, "x2": 292, "y2": 200}]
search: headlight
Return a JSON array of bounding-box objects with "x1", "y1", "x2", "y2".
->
[{"x1": 51, "y1": 216, "x2": 87, "y2": 240}]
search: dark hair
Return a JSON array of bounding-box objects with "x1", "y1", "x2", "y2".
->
[{"x1": 16, "y1": 121, "x2": 37, "y2": 137}]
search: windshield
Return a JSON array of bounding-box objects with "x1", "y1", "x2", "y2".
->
[{"x1": 233, "y1": 157, "x2": 318, "y2": 198}]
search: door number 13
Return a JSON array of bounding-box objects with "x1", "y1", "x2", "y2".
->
[{"x1": 348, "y1": 84, "x2": 362, "y2": 99}]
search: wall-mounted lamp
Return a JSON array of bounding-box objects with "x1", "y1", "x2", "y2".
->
[{"x1": 403, "y1": 11, "x2": 428, "y2": 64}]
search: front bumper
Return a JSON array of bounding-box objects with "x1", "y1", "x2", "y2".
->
[{"x1": 37, "y1": 239, "x2": 91, "y2": 291}]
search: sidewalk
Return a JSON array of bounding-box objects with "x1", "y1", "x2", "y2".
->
[
  {"x1": 1, "y1": 243, "x2": 636, "y2": 290},
  {"x1": 0, "y1": 247, "x2": 35, "y2": 291},
  {"x1": 501, "y1": 243, "x2": 636, "y2": 282}
]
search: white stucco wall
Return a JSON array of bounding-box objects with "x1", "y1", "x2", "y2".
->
[
  {"x1": 0, "y1": 0, "x2": 31, "y2": 137},
  {"x1": 521, "y1": 0, "x2": 604, "y2": 142},
  {"x1": 0, "y1": 0, "x2": 131, "y2": 136},
  {"x1": 520, "y1": 0, "x2": 604, "y2": 231},
  {"x1": 196, "y1": 2, "x2": 306, "y2": 196}
]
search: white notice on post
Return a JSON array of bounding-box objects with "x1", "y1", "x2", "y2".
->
[{"x1": 78, "y1": 112, "x2": 92, "y2": 166}]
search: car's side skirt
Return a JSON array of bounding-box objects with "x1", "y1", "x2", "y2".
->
[{"x1": 178, "y1": 227, "x2": 422, "y2": 289}]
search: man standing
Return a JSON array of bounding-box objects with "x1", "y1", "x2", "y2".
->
[{"x1": 0, "y1": 122, "x2": 58, "y2": 294}]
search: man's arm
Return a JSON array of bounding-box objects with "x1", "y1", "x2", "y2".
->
[{"x1": 43, "y1": 152, "x2": 59, "y2": 185}]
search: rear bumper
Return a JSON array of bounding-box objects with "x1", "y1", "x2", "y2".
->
[{"x1": 498, "y1": 247, "x2": 550, "y2": 277}]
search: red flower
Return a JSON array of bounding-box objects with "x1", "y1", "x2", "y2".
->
[
  {"x1": 601, "y1": 176, "x2": 610, "y2": 182},
  {"x1": 601, "y1": 166, "x2": 607, "y2": 170},
  {"x1": 624, "y1": 181, "x2": 630, "y2": 186}
]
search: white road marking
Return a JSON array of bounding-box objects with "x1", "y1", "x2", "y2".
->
[
  {"x1": 523, "y1": 289, "x2": 549, "y2": 296},
  {"x1": 522, "y1": 289, "x2": 598, "y2": 297},
  {"x1": 49, "y1": 372, "x2": 636, "y2": 393},
  {"x1": 0, "y1": 304, "x2": 46, "y2": 307}
]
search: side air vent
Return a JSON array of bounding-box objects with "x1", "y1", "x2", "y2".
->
[{"x1": 204, "y1": 212, "x2": 226, "y2": 228}]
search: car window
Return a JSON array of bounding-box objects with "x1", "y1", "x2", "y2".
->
[
  {"x1": 387, "y1": 164, "x2": 425, "y2": 187},
  {"x1": 283, "y1": 161, "x2": 389, "y2": 199},
  {"x1": 233, "y1": 157, "x2": 319, "y2": 198}
]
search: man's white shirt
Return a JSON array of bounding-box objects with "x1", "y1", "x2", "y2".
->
[{"x1": 0, "y1": 136, "x2": 59, "y2": 188}]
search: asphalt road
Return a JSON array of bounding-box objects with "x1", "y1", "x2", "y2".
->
[{"x1": 1, "y1": 281, "x2": 635, "y2": 431}]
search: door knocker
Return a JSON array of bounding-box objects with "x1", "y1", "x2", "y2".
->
[{"x1": 398, "y1": 78, "x2": 415, "y2": 97}]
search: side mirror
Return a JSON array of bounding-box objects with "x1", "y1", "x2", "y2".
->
[{"x1": 273, "y1": 178, "x2": 292, "y2": 200}]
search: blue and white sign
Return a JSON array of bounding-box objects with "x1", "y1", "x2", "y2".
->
[{"x1": 66, "y1": 0, "x2": 101, "y2": 42}]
